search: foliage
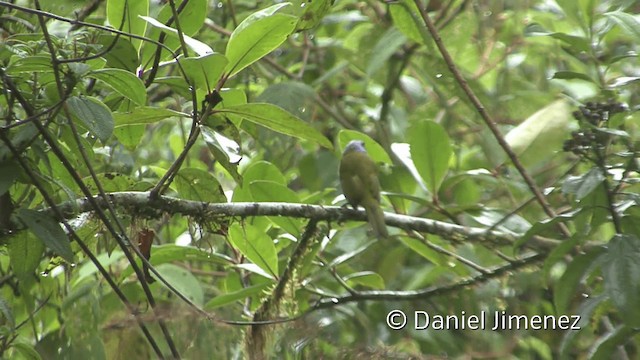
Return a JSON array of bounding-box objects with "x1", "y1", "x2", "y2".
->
[{"x1": 1, "y1": 0, "x2": 640, "y2": 359}]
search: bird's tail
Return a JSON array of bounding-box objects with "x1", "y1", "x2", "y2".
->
[{"x1": 364, "y1": 202, "x2": 389, "y2": 240}]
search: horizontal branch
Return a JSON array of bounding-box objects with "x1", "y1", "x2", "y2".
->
[{"x1": 47, "y1": 191, "x2": 559, "y2": 249}]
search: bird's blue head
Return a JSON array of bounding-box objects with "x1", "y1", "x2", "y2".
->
[{"x1": 343, "y1": 140, "x2": 367, "y2": 155}]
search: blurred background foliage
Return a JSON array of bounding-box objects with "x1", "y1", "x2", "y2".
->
[{"x1": 1, "y1": 0, "x2": 640, "y2": 358}]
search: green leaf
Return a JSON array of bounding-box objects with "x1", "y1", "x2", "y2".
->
[
  {"x1": 256, "y1": 81, "x2": 317, "y2": 121},
  {"x1": 229, "y1": 223, "x2": 279, "y2": 278},
  {"x1": 113, "y1": 125, "x2": 145, "y2": 151},
  {"x1": 523, "y1": 24, "x2": 591, "y2": 53},
  {"x1": 204, "y1": 283, "x2": 270, "y2": 309},
  {"x1": 6, "y1": 56, "x2": 54, "y2": 74},
  {"x1": 95, "y1": 35, "x2": 139, "y2": 72},
  {"x1": 174, "y1": 168, "x2": 227, "y2": 202},
  {"x1": 86, "y1": 68, "x2": 147, "y2": 105},
  {"x1": 0, "y1": 296, "x2": 15, "y2": 330},
  {"x1": 389, "y1": 0, "x2": 429, "y2": 44},
  {"x1": 84, "y1": 173, "x2": 153, "y2": 193},
  {"x1": 8, "y1": 231, "x2": 44, "y2": 285},
  {"x1": 219, "y1": 103, "x2": 332, "y2": 149},
  {"x1": 344, "y1": 271, "x2": 385, "y2": 289},
  {"x1": 155, "y1": 263, "x2": 204, "y2": 306},
  {"x1": 602, "y1": 234, "x2": 640, "y2": 327},
  {"x1": 0, "y1": 160, "x2": 20, "y2": 195},
  {"x1": 244, "y1": 161, "x2": 287, "y2": 186},
  {"x1": 553, "y1": 246, "x2": 606, "y2": 314},
  {"x1": 502, "y1": 99, "x2": 574, "y2": 167},
  {"x1": 409, "y1": 121, "x2": 452, "y2": 195},
  {"x1": 589, "y1": 325, "x2": 635, "y2": 360},
  {"x1": 552, "y1": 71, "x2": 595, "y2": 83},
  {"x1": 107, "y1": 0, "x2": 149, "y2": 50},
  {"x1": 12, "y1": 341, "x2": 43, "y2": 360},
  {"x1": 225, "y1": 4, "x2": 297, "y2": 77},
  {"x1": 562, "y1": 167, "x2": 605, "y2": 200},
  {"x1": 181, "y1": 53, "x2": 228, "y2": 91},
  {"x1": 232, "y1": 161, "x2": 286, "y2": 202},
  {"x1": 559, "y1": 294, "x2": 606, "y2": 358},
  {"x1": 114, "y1": 106, "x2": 186, "y2": 126},
  {"x1": 67, "y1": 96, "x2": 115, "y2": 143},
  {"x1": 398, "y1": 236, "x2": 447, "y2": 266},
  {"x1": 367, "y1": 27, "x2": 407, "y2": 76},
  {"x1": 295, "y1": 0, "x2": 333, "y2": 31},
  {"x1": 250, "y1": 180, "x2": 302, "y2": 236},
  {"x1": 338, "y1": 130, "x2": 392, "y2": 164},
  {"x1": 605, "y1": 11, "x2": 640, "y2": 39},
  {"x1": 201, "y1": 126, "x2": 242, "y2": 184},
  {"x1": 140, "y1": 15, "x2": 213, "y2": 56},
  {"x1": 16, "y1": 209, "x2": 74, "y2": 262}
]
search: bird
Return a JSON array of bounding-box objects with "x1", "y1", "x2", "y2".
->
[{"x1": 339, "y1": 140, "x2": 388, "y2": 239}]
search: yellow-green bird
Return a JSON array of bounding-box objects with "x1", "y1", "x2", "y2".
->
[{"x1": 339, "y1": 140, "x2": 388, "y2": 239}]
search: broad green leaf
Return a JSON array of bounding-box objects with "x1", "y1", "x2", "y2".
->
[
  {"x1": 204, "y1": 283, "x2": 270, "y2": 309},
  {"x1": 244, "y1": 161, "x2": 286, "y2": 186},
  {"x1": 367, "y1": 27, "x2": 407, "y2": 76},
  {"x1": 229, "y1": 223, "x2": 279, "y2": 278},
  {"x1": 107, "y1": 0, "x2": 148, "y2": 50},
  {"x1": 67, "y1": 96, "x2": 114, "y2": 143},
  {"x1": 201, "y1": 126, "x2": 242, "y2": 184},
  {"x1": 219, "y1": 103, "x2": 332, "y2": 149},
  {"x1": 553, "y1": 246, "x2": 606, "y2": 314},
  {"x1": 502, "y1": 99, "x2": 574, "y2": 167},
  {"x1": 83, "y1": 173, "x2": 153, "y2": 193},
  {"x1": 96, "y1": 35, "x2": 139, "y2": 72},
  {"x1": 589, "y1": 325, "x2": 635, "y2": 360},
  {"x1": 12, "y1": 341, "x2": 43, "y2": 360},
  {"x1": 16, "y1": 209, "x2": 74, "y2": 262},
  {"x1": 8, "y1": 231, "x2": 44, "y2": 285},
  {"x1": 524, "y1": 24, "x2": 591, "y2": 53},
  {"x1": 256, "y1": 81, "x2": 317, "y2": 121},
  {"x1": 328, "y1": 240, "x2": 377, "y2": 267},
  {"x1": 181, "y1": 53, "x2": 228, "y2": 91},
  {"x1": 344, "y1": 271, "x2": 385, "y2": 289},
  {"x1": 562, "y1": 167, "x2": 605, "y2": 200},
  {"x1": 232, "y1": 161, "x2": 286, "y2": 202},
  {"x1": 6, "y1": 56, "x2": 53, "y2": 74},
  {"x1": 390, "y1": 142, "x2": 427, "y2": 192},
  {"x1": 114, "y1": 106, "x2": 185, "y2": 126},
  {"x1": 156, "y1": 0, "x2": 207, "y2": 36},
  {"x1": 174, "y1": 168, "x2": 227, "y2": 202},
  {"x1": 0, "y1": 296, "x2": 15, "y2": 330},
  {"x1": 605, "y1": 11, "x2": 640, "y2": 39},
  {"x1": 602, "y1": 234, "x2": 640, "y2": 327},
  {"x1": 113, "y1": 125, "x2": 145, "y2": 150},
  {"x1": 338, "y1": 130, "x2": 392, "y2": 164},
  {"x1": 87, "y1": 68, "x2": 146, "y2": 105},
  {"x1": 250, "y1": 180, "x2": 302, "y2": 237},
  {"x1": 138, "y1": 0, "x2": 207, "y2": 65},
  {"x1": 552, "y1": 71, "x2": 595, "y2": 83},
  {"x1": 409, "y1": 121, "x2": 452, "y2": 195},
  {"x1": 155, "y1": 263, "x2": 204, "y2": 306},
  {"x1": 559, "y1": 294, "x2": 606, "y2": 358},
  {"x1": 225, "y1": 4, "x2": 297, "y2": 77},
  {"x1": 74, "y1": 251, "x2": 125, "y2": 286},
  {"x1": 398, "y1": 236, "x2": 447, "y2": 266},
  {"x1": 0, "y1": 161, "x2": 20, "y2": 195},
  {"x1": 294, "y1": 0, "x2": 333, "y2": 31},
  {"x1": 140, "y1": 15, "x2": 213, "y2": 56},
  {"x1": 389, "y1": 0, "x2": 429, "y2": 44}
]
